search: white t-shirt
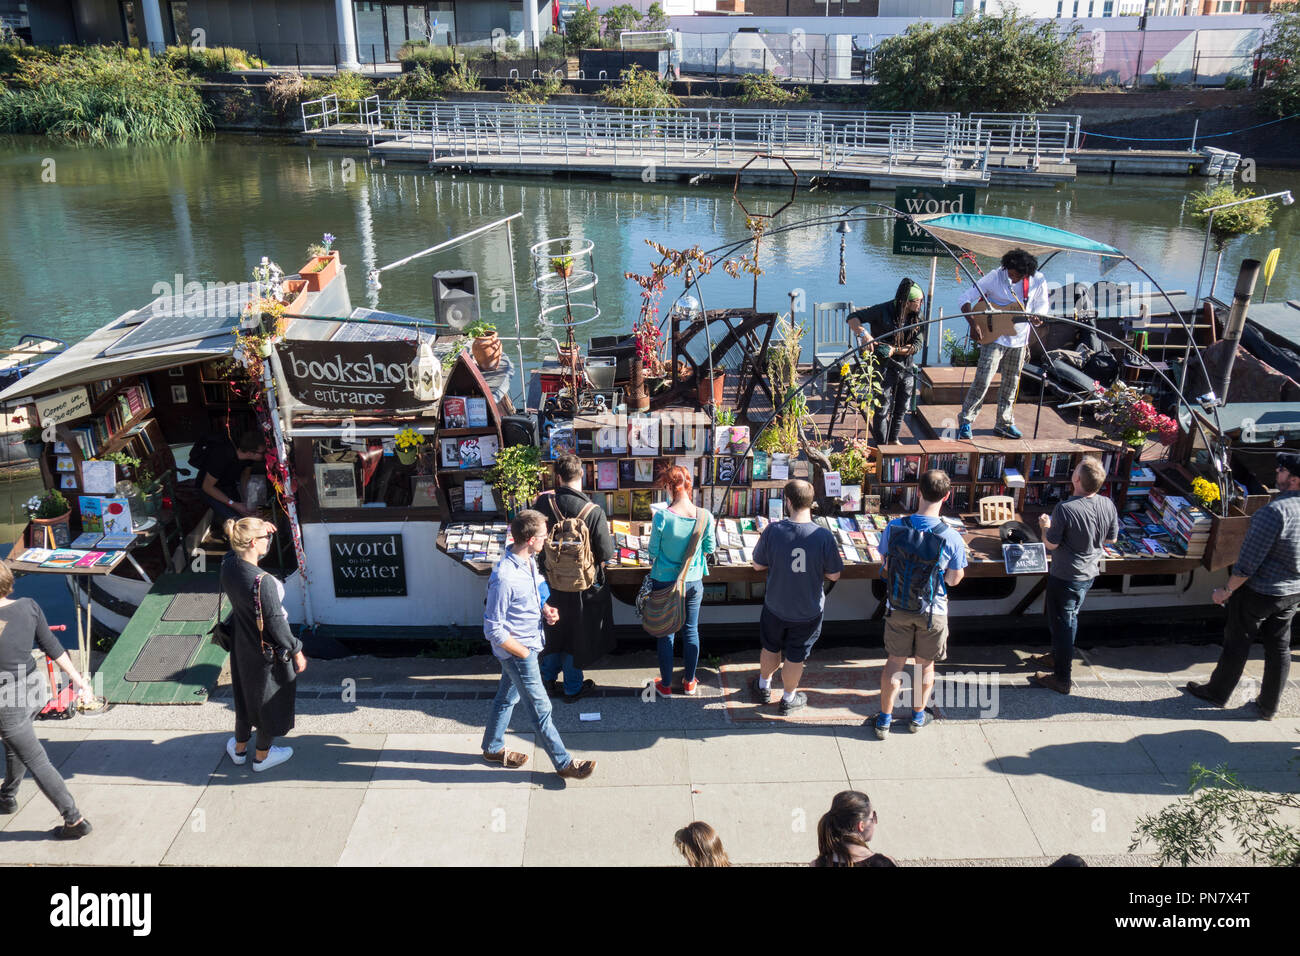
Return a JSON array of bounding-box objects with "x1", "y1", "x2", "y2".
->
[{"x1": 959, "y1": 267, "x2": 1050, "y2": 349}]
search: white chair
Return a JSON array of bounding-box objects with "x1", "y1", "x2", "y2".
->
[{"x1": 812, "y1": 301, "x2": 855, "y2": 374}]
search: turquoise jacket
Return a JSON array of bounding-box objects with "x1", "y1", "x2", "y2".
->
[{"x1": 648, "y1": 508, "x2": 717, "y2": 583}]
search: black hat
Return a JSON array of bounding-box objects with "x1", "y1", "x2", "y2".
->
[
  {"x1": 1276, "y1": 450, "x2": 1300, "y2": 473},
  {"x1": 999, "y1": 520, "x2": 1039, "y2": 545}
]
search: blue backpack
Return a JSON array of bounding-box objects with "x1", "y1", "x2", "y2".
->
[{"x1": 884, "y1": 516, "x2": 948, "y2": 624}]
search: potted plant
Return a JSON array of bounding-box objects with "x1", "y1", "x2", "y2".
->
[
  {"x1": 299, "y1": 232, "x2": 339, "y2": 292},
  {"x1": 21, "y1": 423, "x2": 45, "y2": 461},
  {"x1": 24, "y1": 489, "x2": 71, "y2": 546},
  {"x1": 465, "y1": 320, "x2": 502, "y2": 371},
  {"x1": 551, "y1": 253, "x2": 574, "y2": 279},
  {"x1": 281, "y1": 277, "x2": 310, "y2": 314},
  {"x1": 484, "y1": 444, "x2": 546, "y2": 518},
  {"x1": 394, "y1": 426, "x2": 425, "y2": 466},
  {"x1": 697, "y1": 366, "x2": 726, "y2": 407},
  {"x1": 1094, "y1": 382, "x2": 1179, "y2": 450}
]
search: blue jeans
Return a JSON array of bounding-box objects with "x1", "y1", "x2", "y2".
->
[
  {"x1": 1045, "y1": 576, "x2": 1092, "y2": 684},
  {"x1": 481, "y1": 650, "x2": 572, "y2": 771},
  {"x1": 540, "y1": 652, "x2": 584, "y2": 696},
  {"x1": 654, "y1": 579, "x2": 704, "y2": 685}
]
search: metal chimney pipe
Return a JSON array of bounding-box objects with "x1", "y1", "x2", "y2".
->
[{"x1": 1214, "y1": 258, "x2": 1262, "y2": 406}]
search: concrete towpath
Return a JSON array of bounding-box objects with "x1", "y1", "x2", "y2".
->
[{"x1": 2, "y1": 642, "x2": 1296, "y2": 867}]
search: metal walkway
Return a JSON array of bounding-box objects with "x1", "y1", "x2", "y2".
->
[{"x1": 302, "y1": 96, "x2": 1082, "y2": 187}]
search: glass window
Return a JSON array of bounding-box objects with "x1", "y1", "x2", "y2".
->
[
  {"x1": 354, "y1": 1, "x2": 385, "y2": 63},
  {"x1": 311, "y1": 437, "x2": 437, "y2": 510},
  {"x1": 120, "y1": 1, "x2": 141, "y2": 48},
  {"x1": 952, "y1": 1, "x2": 965, "y2": 14},
  {"x1": 1103, "y1": 0, "x2": 1113, "y2": 14},
  {"x1": 169, "y1": 1, "x2": 190, "y2": 46},
  {"x1": 429, "y1": 1, "x2": 455, "y2": 45},
  {"x1": 406, "y1": 4, "x2": 428, "y2": 45},
  {"x1": 1057, "y1": 1, "x2": 1063, "y2": 16}
]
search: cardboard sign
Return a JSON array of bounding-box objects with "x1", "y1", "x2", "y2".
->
[
  {"x1": 1003, "y1": 542, "x2": 1048, "y2": 575},
  {"x1": 35, "y1": 387, "x2": 91, "y2": 427},
  {"x1": 278, "y1": 340, "x2": 424, "y2": 411},
  {"x1": 823, "y1": 470, "x2": 842, "y2": 497},
  {"x1": 330, "y1": 532, "x2": 407, "y2": 597}
]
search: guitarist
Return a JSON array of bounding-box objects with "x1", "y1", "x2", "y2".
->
[{"x1": 955, "y1": 248, "x2": 1049, "y2": 440}]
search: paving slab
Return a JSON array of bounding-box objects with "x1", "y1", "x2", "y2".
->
[
  {"x1": 684, "y1": 728, "x2": 850, "y2": 785},
  {"x1": 339, "y1": 787, "x2": 531, "y2": 866},
  {"x1": 0, "y1": 728, "x2": 91, "y2": 825},
  {"x1": 1085, "y1": 643, "x2": 1283, "y2": 684},
  {"x1": 835, "y1": 722, "x2": 1004, "y2": 780},
  {"x1": 205, "y1": 733, "x2": 385, "y2": 789},
  {"x1": 57, "y1": 730, "x2": 226, "y2": 787},
  {"x1": 983, "y1": 721, "x2": 1162, "y2": 777},
  {"x1": 689, "y1": 781, "x2": 849, "y2": 865},
  {"x1": 162, "y1": 786, "x2": 365, "y2": 866},
  {"x1": 522, "y1": 784, "x2": 693, "y2": 867},
  {"x1": 1004, "y1": 773, "x2": 1183, "y2": 857},
  {"x1": 855, "y1": 776, "x2": 1044, "y2": 861},
  {"x1": 1129, "y1": 719, "x2": 1300, "y2": 779},
  {"x1": 0, "y1": 784, "x2": 200, "y2": 865},
  {"x1": 370, "y1": 732, "x2": 537, "y2": 789},
  {"x1": 545, "y1": 731, "x2": 690, "y2": 788}
]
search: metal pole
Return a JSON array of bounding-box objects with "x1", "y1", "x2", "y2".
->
[
  {"x1": 1180, "y1": 208, "x2": 1216, "y2": 394},
  {"x1": 1190, "y1": 117, "x2": 1199, "y2": 152},
  {"x1": 1214, "y1": 259, "x2": 1262, "y2": 404},
  {"x1": 262, "y1": 355, "x2": 314, "y2": 630},
  {"x1": 923, "y1": 255, "x2": 937, "y2": 368}
]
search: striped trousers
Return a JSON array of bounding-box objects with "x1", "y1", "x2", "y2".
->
[{"x1": 959, "y1": 342, "x2": 1025, "y2": 429}]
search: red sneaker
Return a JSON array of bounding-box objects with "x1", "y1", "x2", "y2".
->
[
  {"x1": 654, "y1": 679, "x2": 672, "y2": 698},
  {"x1": 681, "y1": 678, "x2": 699, "y2": 696}
]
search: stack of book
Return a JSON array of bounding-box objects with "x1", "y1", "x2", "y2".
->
[
  {"x1": 1151, "y1": 489, "x2": 1212, "y2": 559},
  {"x1": 1125, "y1": 466, "x2": 1157, "y2": 512}
]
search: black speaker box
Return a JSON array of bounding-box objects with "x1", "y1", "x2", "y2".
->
[
  {"x1": 433, "y1": 270, "x2": 480, "y2": 330},
  {"x1": 501, "y1": 414, "x2": 536, "y2": 448}
]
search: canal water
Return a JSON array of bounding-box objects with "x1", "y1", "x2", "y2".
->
[{"x1": 1, "y1": 133, "x2": 1298, "y2": 536}]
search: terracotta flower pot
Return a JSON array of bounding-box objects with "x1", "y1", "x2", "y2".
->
[
  {"x1": 282, "y1": 278, "x2": 310, "y2": 314},
  {"x1": 299, "y1": 251, "x2": 339, "y2": 292},
  {"x1": 697, "y1": 369, "x2": 726, "y2": 407},
  {"x1": 472, "y1": 332, "x2": 502, "y2": 371}
]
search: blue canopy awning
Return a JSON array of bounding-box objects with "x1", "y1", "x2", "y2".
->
[{"x1": 913, "y1": 213, "x2": 1125, "y2": 263}]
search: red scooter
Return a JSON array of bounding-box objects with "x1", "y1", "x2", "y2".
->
[{"x1": 36, "y1": 625, "x2": 76, "y2": 721}]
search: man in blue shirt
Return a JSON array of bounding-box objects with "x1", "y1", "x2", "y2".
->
[
  {"x1": 1186, "y1": 451, "x2": 1300, "y2": 720},
  {"x1": 481, "y1": 509, "x2": 596, "y2": 778},
  {"x1": 875, "y1": 469, "x2": 968, "y2": 737},
  {"x1": 751, "y1": 480, "x2": 844, "y2": 715}
]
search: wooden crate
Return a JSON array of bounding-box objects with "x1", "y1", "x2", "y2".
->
[{"x1": 1203, "y1": 503, "x2": 1251, "y2": 572}]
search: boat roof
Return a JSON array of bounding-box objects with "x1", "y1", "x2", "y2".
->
[
  {"x1": 915, "y1": 213, "x2": 1124, "y2": 262},
  {"x1": 1245, "y1": 300, "x2": 1300, "y2": 350}
]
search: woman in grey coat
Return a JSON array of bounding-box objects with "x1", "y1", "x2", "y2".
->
[{"x1": 220, "y1": 517, "x2": 305, "y2": 772}]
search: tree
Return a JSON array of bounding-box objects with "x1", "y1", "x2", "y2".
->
[
  {"x1": 566, "y1": 8, "x2": 601, "y2": 50},
  {"x1": 602, "y1": 5, "x2": 643, "y2": 42},
  {"x1": 1188, "y1": 184, "x2": 1276, "y2": 297},
  {"x1": 1258, "y1": 2, "x2": 1300, "y2": 118},
  {"x1": 1130, "y1": 763, "x2": 1300, "y2": 867},
  {"x1": 870, "y1": 8, "x2": 1090, "y2": 113},
  {"x1": 644, "y1": 3, "x2": 669, "y2": 32}
]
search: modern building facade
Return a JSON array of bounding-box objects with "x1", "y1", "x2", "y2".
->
[{"x1": 21, "y1": 0, "x2": 552, "y2": 63}]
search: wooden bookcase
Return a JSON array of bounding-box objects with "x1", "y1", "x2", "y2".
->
[{"x1": 437, "y1": 353, "x2": 506, "y2": 518}]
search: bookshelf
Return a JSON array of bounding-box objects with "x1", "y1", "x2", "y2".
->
[{"x1": 437, "y1": 353, "x2": 505, "y2": 518}]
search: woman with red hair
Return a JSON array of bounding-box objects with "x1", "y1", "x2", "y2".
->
[{"x1": 647, "y1": 465, "x2": 716, "y2": 696}]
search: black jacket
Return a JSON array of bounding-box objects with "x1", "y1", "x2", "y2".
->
[
  {"x1": 531, "y1": 486, "x2": 615, "y2": 573},
  {"x1": 848, "y1": 299, "x2": 921, "y2": 360},
  {"x1": 221, "y1": 551, "x2": 301, "y2": 738}
]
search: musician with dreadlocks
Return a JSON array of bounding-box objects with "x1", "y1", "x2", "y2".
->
[{"x1": 846, "y1": 278, "x2": 924, "y2": 446}]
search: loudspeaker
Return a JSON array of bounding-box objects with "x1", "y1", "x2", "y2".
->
[
  {"x1": 501, "y1": 415, "x2": 536, "y2": 449},
  {"x1": 433, "y1": 270, "x2": 480, "y2": 330}
]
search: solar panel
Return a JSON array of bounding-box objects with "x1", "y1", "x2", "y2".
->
[{"x1": 104, "y1": 295, "x2": 247, "y2": 357}]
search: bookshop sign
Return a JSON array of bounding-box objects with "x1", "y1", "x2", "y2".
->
[
  {"x1": 278, "y1": 340, "x2": 420, "y2": 412},
  {"x1": 330, "y1": 532, "x2": 407, "y2": 597}
]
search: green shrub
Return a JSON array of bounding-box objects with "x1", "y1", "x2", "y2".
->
[
  {"x1": 540, "y1": 32, "x2": 568, "y2": 57},
  {"x1": 398, "y1": 41, "x2": 456, "y2": 65},
  {"x1": 504, "y1": 73, "x2": 568, "y2": 104},
  {"x1": 161, "y1": 44, "x2": 266, "y2": 73},
  {"x1": 602, "y1": 4, "x2": 643, "y2": 38},
  {"x1": 322, "y1": 70, "x2": 374, "y2": 100},
  {"x1": 736, "y1": 71, "x2": 809, "y2": 105},
  {"x1": 1224, "y1": 73, "x2": 1248, "y2": 90},
  {"x1": 871, "y1": 12, "x2": 1090, "y2": 113},
  {"x1": 599, "y1": 63, "x2": 679, "y2": 109},
  {"x1": 382, "y1": 64, "x2": 443, "y2": 100},
  {"x1": 441, "y1": 61, "x2": 481, "y2": 93},
  {"x1": 0, "y1": 50, "x2": 210, "y2": 144},
  {"x1": 1259, "y1": 3, "x2": 1300, "y2": 117},
  {"x1": 567, "y1": 9, "x2": 602, "y2": 49}
]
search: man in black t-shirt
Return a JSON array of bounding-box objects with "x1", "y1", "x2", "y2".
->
[{"x1": 197, "y1": 431, "x2": 266, "y2": 521}]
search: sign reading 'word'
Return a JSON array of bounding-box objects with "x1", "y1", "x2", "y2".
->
[
  {"x1": 892, "y1": 186, "x2": 979, "y2": 257},
  {"x1": 330, "y1": 532, "x2": 407, "y2": 597}
]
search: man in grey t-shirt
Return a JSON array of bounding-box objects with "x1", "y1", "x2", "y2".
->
[{"x1": 1031, "y1": 457, "x2": 1119, "y2": 694}]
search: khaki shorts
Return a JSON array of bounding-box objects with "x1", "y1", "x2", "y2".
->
[{"x1": 883, "y1": 609, "x2": 949, "y2": 661}]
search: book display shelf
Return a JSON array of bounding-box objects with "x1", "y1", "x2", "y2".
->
[{"x1": 436, "y1": 353, "x2": 506, "y2": 519}]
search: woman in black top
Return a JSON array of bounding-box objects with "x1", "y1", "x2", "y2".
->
[
  {"x1": 0, "y1": 563, "x2": 93, "y2": 838},
  {"x1": 846, "y1": 278, "x2": 925, "y2": 446},
  {"x1": 220, "y1": 517, "x2": 305, "y2": 772}
]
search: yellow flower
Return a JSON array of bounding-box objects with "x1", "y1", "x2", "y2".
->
[{"x1": 840, "y1": 363, "x2": 851, "y2": 378}]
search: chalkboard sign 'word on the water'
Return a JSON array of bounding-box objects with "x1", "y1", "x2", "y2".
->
[
  {"x1": 330, "y1": 533, "x2": 407, "y2": 597},
  {"x1": 893, "y1": 186, "x2": 979, "y2": 257}
]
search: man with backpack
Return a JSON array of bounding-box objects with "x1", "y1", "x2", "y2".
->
[
  {"x1": 875, "y1": 469, "x2": 968, "y2": 738},
  {"x1": 751, "y1": 479, "x2": 843, "y2": 715},
  {"x1": 530, "y1": 454, "x2": 615, "y2": 703}
]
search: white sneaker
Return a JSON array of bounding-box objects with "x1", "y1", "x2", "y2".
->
[
  {"x1": 226, "y1": 738, "x2": 247, "y2": 766},
  {"x1": 252, "y1": 745, "x2": 294, "y2": 772}
]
